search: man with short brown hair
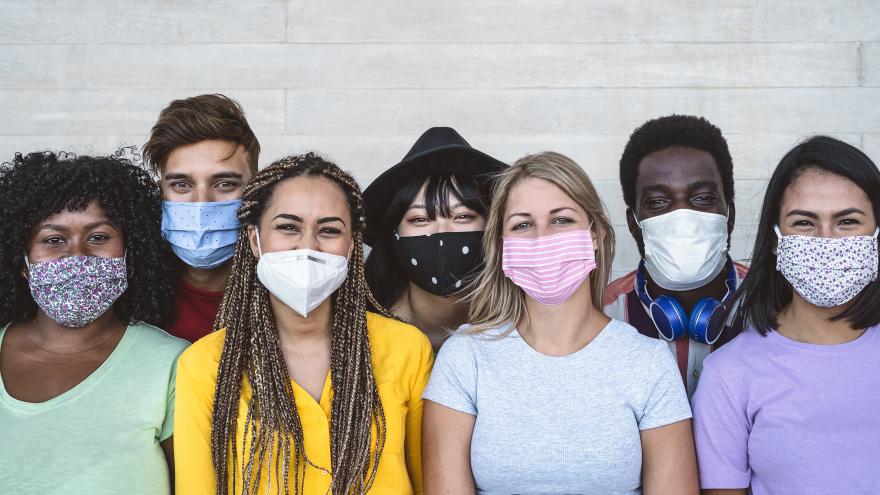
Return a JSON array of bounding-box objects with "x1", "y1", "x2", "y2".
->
[{"x1": 144, "y1": 93, "x2": 260, "y2": 342}]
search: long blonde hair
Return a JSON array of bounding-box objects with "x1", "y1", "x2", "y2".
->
[{"x1": 467, "y1": 152, "x2": 615, "y2": 333}]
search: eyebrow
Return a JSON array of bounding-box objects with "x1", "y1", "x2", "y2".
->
[
  {"x1": 211, "y1": 172, "x2": 244, "y2": 180},
  {"x1": 36, "y1": 220, "x2": 116, "y2": 232},
  {"x1": 507, "y1": 207, "x2": 576, "y2": 221},
  {"x1": 273, "y1": 214, "x2": 346, "y2": 225},
  {"x1": 318, "y1": 216, "x2": 346, "y2": 225},
  {"x1": 163, "y1": 172, "x2": 244, "y2": 181},
  {"x1": 641, "y1": 181, "x2": 720, "y2": 193},
  {"x1": 833, "y1": 207, "x2": 866, "y2": 218},
  {"x1": 273, "y1": 214, "x2": 303, "y2": 222}
]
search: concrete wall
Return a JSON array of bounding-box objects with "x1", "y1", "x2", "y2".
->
[{"x1": 2, "y1": 0, "x2": 878, "y2": 278}]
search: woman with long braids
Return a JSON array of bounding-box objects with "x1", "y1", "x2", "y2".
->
[{"x1": 174, "y1": 153, "x2": 434, "y2": 495}]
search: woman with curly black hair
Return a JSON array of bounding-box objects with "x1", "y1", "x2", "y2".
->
[{"x1": 0, "y1": 151, "x2": 188, "y2": 495}]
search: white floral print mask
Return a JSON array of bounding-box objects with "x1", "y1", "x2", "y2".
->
[{"x1": 775, "y1": 225, "x2": 879, "y2": 307}]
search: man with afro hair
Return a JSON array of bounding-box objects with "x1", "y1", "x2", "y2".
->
[{"x1": 604, "y1": 115, "x2": 748, "y2": 398}]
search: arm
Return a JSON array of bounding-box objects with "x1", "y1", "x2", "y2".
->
[
  {"x1": 422, "y1": 401, "x2": 476, "y2": 495},
  {"x1": 405, "y1": 334, "x2": 435, "y2": 494},
  {"x1": 173, "y1": 352, "x2": 217, "y2": 495},
  {"x1": 640, "y1": 419, "x2": 699, "y2": 495},
  {"x1": 161, "y1": 437, "x2": 174, "y2": 493},
  {"x1": 692, "y1": 357, "x2": 751, "y2": 493}
]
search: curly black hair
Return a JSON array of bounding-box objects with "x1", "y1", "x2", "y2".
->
[
  {"x1": 0, "y1": 151, "x2": 179, "y2": 327},
  {"x1": 619, "y1": 114, "x2": 734, "y2": 209}
]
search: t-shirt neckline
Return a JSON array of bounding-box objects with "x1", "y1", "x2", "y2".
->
[
  {"x1": 510, "y1": 318, "x2": 615, "y2": 360},
  {"x1": 765, "y1": 324, "x2": 878, "y2": 354},
  {"x1": 0, "y1": 322, "x2": 136, "y2": 412},
  {"x1": 179, "y1": 279, "x2": 225, "y2": 300}
]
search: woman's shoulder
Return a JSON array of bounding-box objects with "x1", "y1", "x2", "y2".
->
[
  {"x1": 177, "y1": 327, "x2": 226, "y2": 371},
  {"x1": 127, "y1": 321, "x2": 190, "y2": 356},
  {"x1": 702, "y1": 327, "x2": 767, "y2": 371},
  {"x1": 366, "y1": 311, "x2": 431, "y2": 351},
  {"x1": 600, "y1": 318, "x2": 671, "y2": 357}
]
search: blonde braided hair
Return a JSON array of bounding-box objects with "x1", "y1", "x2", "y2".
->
[{"x1": 211, "y1": 153, "x2": 389, "y2": 495}]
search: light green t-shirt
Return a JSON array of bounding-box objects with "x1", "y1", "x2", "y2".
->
[{"x1": 0, "y1": 321, "x2": 189, "y2": 495}]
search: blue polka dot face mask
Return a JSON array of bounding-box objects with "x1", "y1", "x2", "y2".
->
[
  {"x1": 161, "y1": 200, "x2": 242, "y2": 269},
  {"x1": 392, "y1": 230, "x2": 484, "y2": 297}
]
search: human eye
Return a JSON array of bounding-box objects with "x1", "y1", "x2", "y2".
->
[
  {"x1": 42, "y1": 235, "x2": 66, "y2": 245},
  {"x1": 274, "y1": 223, "x2": 299, "y2": 233},
  {"x1": 511, "y1": 221, "x2": 531, "y2": 231},
  {"x1": 552, "y1": 216, "x2": 574, "y2": 225}
]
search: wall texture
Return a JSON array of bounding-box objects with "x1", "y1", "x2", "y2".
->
[{"x1": 1, "y1": 0, "x2": 878, "y2": 278}]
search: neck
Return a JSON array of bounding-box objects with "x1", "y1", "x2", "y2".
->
[
  {"x1": 181, "y1": 261, "x2": 231, "y2": 293},
  {"x1": 394, "y1": 284, "x2": 469, "y2": 351},
  {"x1": 271, "y1": 295, "x2": 333, "y2": 355},
  {"x1": 776, "y1": 294, "x2": 866, "y2": 345},
  {"x1": 518, "y1": 281, "x2": 609, "y2": 356},
  {"x1": 25, "y1": 309, "x2": 125, "y2": 353},
  {"x1": 647, "y1": 264, "x2": 730, "y2": 313}
]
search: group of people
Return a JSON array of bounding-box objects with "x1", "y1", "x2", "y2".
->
[{"x1": 0, "y1": 93, "x2": 878, "y2": 495}]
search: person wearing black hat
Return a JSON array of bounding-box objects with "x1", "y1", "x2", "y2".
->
[{"x1": 364, "y1": 127, "x2": 507, "y2": 351}]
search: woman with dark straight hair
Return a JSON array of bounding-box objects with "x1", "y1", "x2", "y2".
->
[
  {"x1": 363, "y1": 127, "x2": 506, "y2": 351},
  {"x1": 692, "y1": 136, "x2": 880, "y2": 495}
]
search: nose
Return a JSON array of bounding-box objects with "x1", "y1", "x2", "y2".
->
[
  {"x1": 296, "y1": 234, "x2": 319, "y2": 252},
  {"x1": 193, "y1": 185, "x2": 214, "y2": 203}
]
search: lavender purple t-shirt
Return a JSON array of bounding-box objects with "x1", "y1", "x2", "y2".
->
[{"x1": 692, "y1": 325, "x2": 880, "y2": 494}]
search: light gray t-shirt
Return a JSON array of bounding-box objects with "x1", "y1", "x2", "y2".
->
[{"x1": 423, "y1": 318, "x2": 692, "y2": 495}]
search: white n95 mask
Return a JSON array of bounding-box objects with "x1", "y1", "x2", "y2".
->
[
  {"x1": 636, "y1": 208, "x2": 729, "y2": 291},
  {"x1": 254, "y1": 229, "x2": 349, "y2": 317}
]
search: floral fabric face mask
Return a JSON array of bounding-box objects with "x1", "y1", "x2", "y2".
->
[
  {"x1": 27, "y1": 255, "x2": 128, "y2": 328},
  {"x1": 775, "y1": 226, "x2": 879, "y2": 308}
]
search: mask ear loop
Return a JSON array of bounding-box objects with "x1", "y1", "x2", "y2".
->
[
  {"x1": 254, "y1": 226, "x2": 264, "y2": 257},
  {"x1": 773, "y1": 224, "x2": 783, "y2": 239}
]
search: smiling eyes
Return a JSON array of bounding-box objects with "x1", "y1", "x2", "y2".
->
[
  {"x1": 405, "y1": 212, "x2": 479, "y2": 225},
  {"x1": 511, "y1": 216, "x2": 575, "y2": 231},
  {"x1": 791, "y1": 218, "x2": 862, "y2": 229},
  {"x1": 274, "y1": 223, "x2": 343, "y2": 236}
]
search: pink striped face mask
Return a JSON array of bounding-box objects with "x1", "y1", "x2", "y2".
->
[{"x1": 502, "y1": 229, "x2": 596, "y2": 305}]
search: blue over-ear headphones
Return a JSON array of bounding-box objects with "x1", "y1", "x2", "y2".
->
[{"x1": 635, "y1": 257, "x2": 737, "y2": 345}]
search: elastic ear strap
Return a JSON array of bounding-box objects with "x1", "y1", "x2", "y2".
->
[{"x1": 255, "y1": 226, "x2": 264, "y2": 257}]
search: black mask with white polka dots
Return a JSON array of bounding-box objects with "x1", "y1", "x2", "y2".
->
[{"x1": 392, "y1": 230, "x2": 485, "y2": 297}]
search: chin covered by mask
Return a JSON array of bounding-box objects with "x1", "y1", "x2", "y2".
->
[
  {"x1": 27, "y1": 254, "x2": 128, "y2": 328},
  {"x1": 253, "y1": 228, "x2": 349, "y2": 317},
  {"x1": 161, "y1": 200, "x2": 241, "y2": 269},
  {"x1": 637, "y1": 208, "x2": 729, "y2": 291},
  {"x1": 775, "y1": 226, "x2": 879, "y2": 308},
  {"x1": 392, "y1": 230, "x2": 485, "y2": 297}
]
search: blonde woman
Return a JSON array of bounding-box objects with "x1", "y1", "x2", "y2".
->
[
  {"x1": 174, "y1": 154, "x2": 433, "y2": 495},
  {"x1": 422, "y1": 152, "x2": 698, "y2": 494}
]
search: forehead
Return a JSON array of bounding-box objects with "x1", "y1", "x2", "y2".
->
[
  {"x1": 163, "y1": 139, "x2": 250, "y2": 177},
  {"x1": 782, "y1": 169, "x2": 871, "y2": 212},
  {"x1": 263, "y1": 176, "x2": 349, "y2": 216},
  {"x1": 505, "y1": 177, "x2": 578, "y2": 212},
  {"x1": 37, "y1": 200, "x2": 112, "y2": 227},
  {"x1": 634, "y1": 146, "x2": 721, "y2": 193}
]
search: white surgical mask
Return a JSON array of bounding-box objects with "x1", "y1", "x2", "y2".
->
[
  {"x1": 636, "y1": 208, "x2": 729, "y2": 291},
  {"x1": 775, "y1": 225, "x2": 879, "y2": 308},
  {"x1": 254, "y1": 228, "x2": 349, "y2": 317}
]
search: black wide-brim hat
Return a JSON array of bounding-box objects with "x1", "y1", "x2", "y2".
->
[{"x1": 363, "y1": 127, "x2": 508, "y2": 246}]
